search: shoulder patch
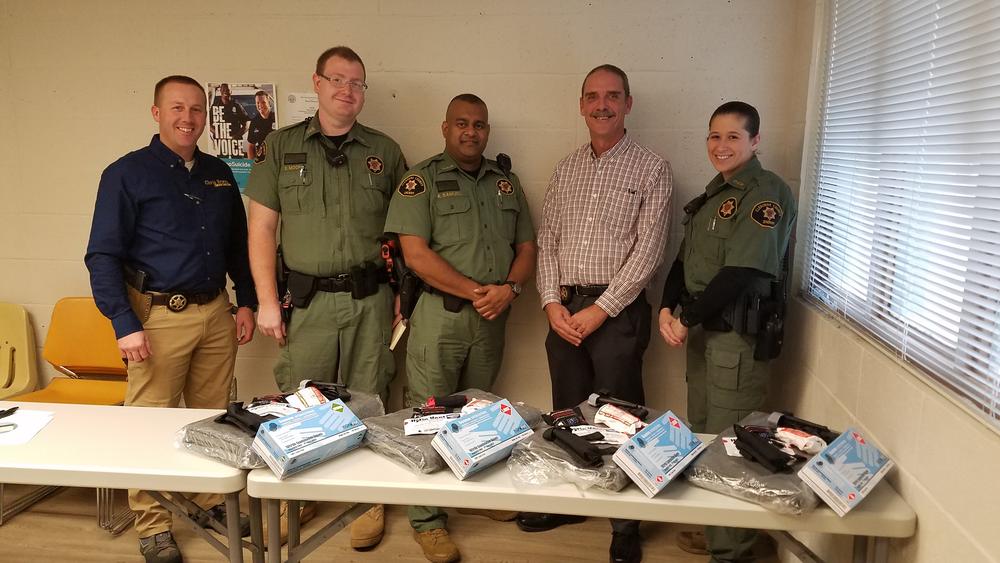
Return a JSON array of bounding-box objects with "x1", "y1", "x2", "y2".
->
[
  {"x1": 751, "y1": 201, "x2": 783, "y2": 228},
  {"x1": 397, "y1": 174, "x2": 426, "y2": 197},
  {"x1": 366, "y1": 156, "x2": 384, "y2": 175},
  {"x1": 717, "y1": 197, "x2": 737, "y2": 219},
  {"x1": 254, "y1": 141, "x2": 267, "y2": 164},
  {"x1": 497, "y1": 179, "x2": 514, "y2": 195}
]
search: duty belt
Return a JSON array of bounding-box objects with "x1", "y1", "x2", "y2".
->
[
  {"x1": 149, "y1": 289, "x2": 223, "y2": 312},
  {"x1": 559, "y1": 284, "x2": 609, "y2": 304},
  {"x1": 315, "y1": 270, "x2": 390, "y2": 293}
]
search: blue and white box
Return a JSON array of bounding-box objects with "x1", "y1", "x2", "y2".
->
[
  {"x1": 612, "y1": 411, "x2": 706, "y2": 498},
  {"x1": 252, "y1": 399, "x2": 367, "y2": 480},
  {"x1": 798, "y1": 427, "x2": 894, "y2": 516},
  {"x1": 431, "y1": 399, "x2": 533, "y2": 480}
]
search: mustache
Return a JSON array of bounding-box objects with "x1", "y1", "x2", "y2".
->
[{"x1": 590, "y1": 110, "x2": 615, "y2": 118}]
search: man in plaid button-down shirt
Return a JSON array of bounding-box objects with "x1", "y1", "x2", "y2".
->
[{"x1": 524, "y1": 64, "x2": 672, "y2": 563}]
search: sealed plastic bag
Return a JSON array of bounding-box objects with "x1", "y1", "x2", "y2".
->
[{"x1": 363, "y1": 389, "x2": 542, "y2": 474}]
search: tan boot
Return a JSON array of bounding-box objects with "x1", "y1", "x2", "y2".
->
[
  {"x1": 677, "y1": 530, "x2": 708, "y2": 555},
  {"x1": 350, "y1": 504, "x2": 385, "y2": 550},
  {"x1": 413, "y1": 528, "x2": 460, "y2": 563},
  {"x1": 455, "y1": 507, "x2": 518, "y2": 521}
]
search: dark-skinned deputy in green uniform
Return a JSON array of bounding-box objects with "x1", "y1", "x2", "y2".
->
[
  {"x1": 383, "y1": 93, "x2": 537, "y2": 563},
  {"x1": 245, "y1": 46, "x2": 405, "y2": 399},
  {"x1": 659, "y1": 101, "x2": 796, "y2": 563}
]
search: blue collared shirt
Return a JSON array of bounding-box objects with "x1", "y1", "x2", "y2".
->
[{"x1": 85, "y1": 135, "x2": 257, "y2": 338}]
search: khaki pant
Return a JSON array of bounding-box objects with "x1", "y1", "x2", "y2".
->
[
  {"x1": 686, "y1": 326, "x2": 769, "y2": 563},
  {"x1": 125, "y1": 293, "x2": 237, "y2": 538}
]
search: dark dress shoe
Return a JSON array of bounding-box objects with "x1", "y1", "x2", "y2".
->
[
  {"x1": 609, "y1": 531, "x2": 642, "y2": 563},
  {"x1": 515, "y1": 512, "x2": 587, "y2": 532}
]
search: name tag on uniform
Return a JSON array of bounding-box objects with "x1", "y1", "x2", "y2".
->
[
  {"x1": 283, "y1": 153, "x2": 307, "y2": 165},
  {"x1": 437, "y1": 180, "x2": 460, "y2": 192}
]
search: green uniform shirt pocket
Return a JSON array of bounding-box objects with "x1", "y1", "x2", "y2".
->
[
  {"x1": 433, "y1": 194, "x2": 472, "y2": 245},
  {"x1": 357, "y1": 184, "x2": 390, "y2": 219},
  {"x1": 697, "y1": 215, "x2": 734, "y2": 266},
  {"x1": 498, "y1": 194, "x2": 520, "y2": 241},
  {"x1": 277, "y1": 164, "x2": 314, "y2": 214}
]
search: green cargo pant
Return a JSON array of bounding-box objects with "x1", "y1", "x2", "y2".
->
[
  {"x1": 406, "y1": 291, "x2": 509, "y2": 531},
  {"x1": 686, "y1": 326, "x2": 770, "y2": 563},
  {"x1": 273, "y1": 284, "x2": 395, "y2": 401}
]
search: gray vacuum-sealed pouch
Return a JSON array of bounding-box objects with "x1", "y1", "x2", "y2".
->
[
  {"x1": 683, "y1": 411, "x2": 819, "y2": 515},
  {"x1": 178, "y1": 389, "x2": 384, "y2": 469},
  {"x1": 362, "y1": 388, "x2": 542, "y2": 474}
]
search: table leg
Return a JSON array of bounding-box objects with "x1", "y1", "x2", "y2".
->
[
  {"x1": 267, "y1": 499, "x2": 281, "y2": 563},
  {"x1": 226, "y1": 493, "x2": 244, "y2": 563},
  {"x1": 288, "y1": 499, "x2": 300, "y2": 554},
  {"x1": 286, "y1": 502, "x2": 371, "y2": 563},
  {"x1": 853, "y1": 535, "x2": 868, "y2": 563},
  {"x1": 872, "y1": 537, "x2": 889, "y2": 563},
  {"x1": 249, "y1": 496, "x2": 264, "y2": 563}
]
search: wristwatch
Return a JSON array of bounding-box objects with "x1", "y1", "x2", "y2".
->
[{"x1": 504, "y1": 281, "x2": 522, "y2": 297}]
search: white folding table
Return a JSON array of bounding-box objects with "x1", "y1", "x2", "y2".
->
[
  {"x1": 0, "y1": 401, "x2": 263, "y2": 563},
  {"x1": 247, "y1": 447, "x2": 915, "y2": 563}
]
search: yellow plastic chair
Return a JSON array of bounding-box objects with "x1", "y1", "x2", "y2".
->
[
  {"x1": 43, "y1": 296, "x2": 128, "y2": 380},
  {"x1": 0, "y1": 302, "x2": 38, "y2": 400},
  {"x1": 15, "y1": 297, "x2": 127, "y2": 405},
  {"x1": 3, "y1": 297, "x2": 131, "y2": 531}
]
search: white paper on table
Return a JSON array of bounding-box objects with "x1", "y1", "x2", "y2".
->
[{"x1": 0, "y1": 409, "x2": 55, "y2": 445}]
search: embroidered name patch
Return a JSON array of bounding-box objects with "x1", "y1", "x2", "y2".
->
[{"x1": 204, "y1": 179, "x2": 233, "y2": 188}]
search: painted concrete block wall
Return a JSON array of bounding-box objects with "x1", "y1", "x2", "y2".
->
[
  {"x1": 774, "y1": 299, "x2": 1000, "y2": 563},
  {"x1": 0, "y1": 0, "x2": 815, "y2": 411}
]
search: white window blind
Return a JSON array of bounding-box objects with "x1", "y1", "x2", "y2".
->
[{"x1": 805, "y1": 0, "x2": 1000, "y2": 429}]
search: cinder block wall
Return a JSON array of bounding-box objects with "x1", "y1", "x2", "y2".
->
[{"x1": 0, "y1": 0, "x2": 814, "y2": 412}]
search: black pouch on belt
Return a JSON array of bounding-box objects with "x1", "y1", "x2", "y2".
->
[
  {"x1": 350, "y1": 262, "x2": 379, "y2": 299},
  {"x1": 286, "y1": 271, "x2": 318, "y2": 309},
  {"x1": 442, "y1": 293, "x2": 466, "y2": 313}
]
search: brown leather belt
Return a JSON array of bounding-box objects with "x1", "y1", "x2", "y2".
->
[{"x1": 149, "y1": 289, "x2": 223, "y2": 312}]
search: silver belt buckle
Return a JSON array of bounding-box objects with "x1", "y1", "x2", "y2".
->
[{"x1": 167, "y1": 293, "x2": 188, "y2": 312}]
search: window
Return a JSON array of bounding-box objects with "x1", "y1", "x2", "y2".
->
[{"x1": 804, "y1": 0, "x2": 1000, "y2": 429}]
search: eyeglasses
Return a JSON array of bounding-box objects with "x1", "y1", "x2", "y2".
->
[{"x1": 317, "y1": 74, "x2": 368, "y2": 92}]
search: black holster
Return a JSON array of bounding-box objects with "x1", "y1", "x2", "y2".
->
[
  {"x1": 398, "y1": 271, "x2": 422, "y2": 320},
  {"x1": 441, "y1": 293, "x2": 466, "y2": 313},
  {"x1": 350, "y1": 262, "x2": 380, "y2": 300},
  {"x1": 754, "y1": 312, "x2": 784, "y2": 361},
  {"x1": 286, "y1": 271, "x2": 318, "y2": 309}
]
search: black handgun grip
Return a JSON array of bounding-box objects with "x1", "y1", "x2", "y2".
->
[{"x1": 733, "y1": 424, "x2": 795, "y2": 473}]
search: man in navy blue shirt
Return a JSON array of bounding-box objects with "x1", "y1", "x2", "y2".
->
[{"x1": 85, "y1": 75, "x2": 257, "y2": 563}]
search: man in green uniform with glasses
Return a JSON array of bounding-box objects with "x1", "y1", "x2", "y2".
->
[{"x1": 244, "y1": 46, "x2": 406, "y2": 544}]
